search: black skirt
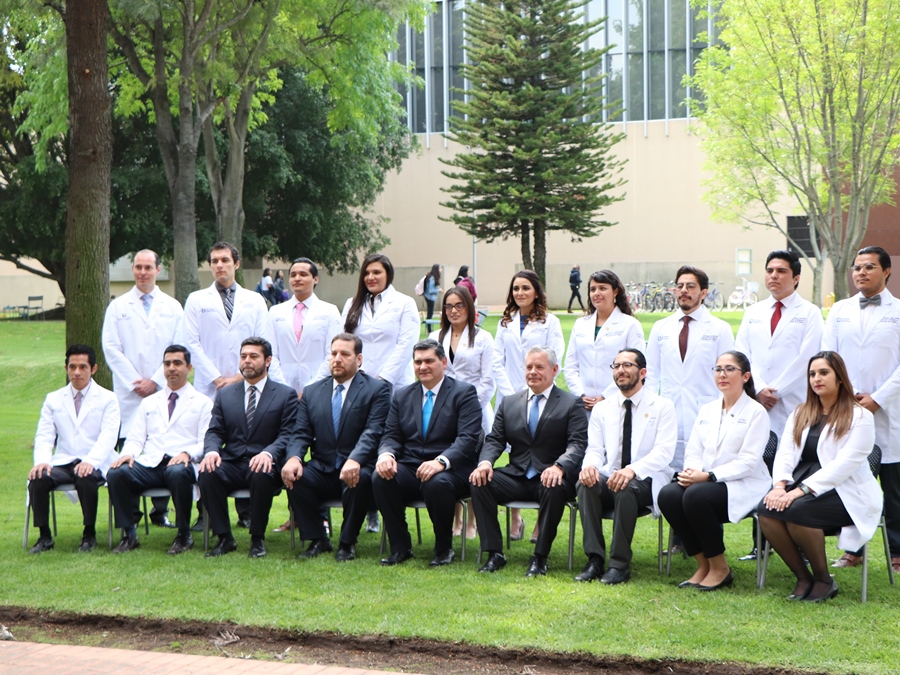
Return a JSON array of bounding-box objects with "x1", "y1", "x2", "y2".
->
[{"x1": 757, "y1": 459, "x2": 853, "y2": 530}]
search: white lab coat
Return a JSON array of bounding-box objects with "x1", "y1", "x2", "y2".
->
[
  {"x1": 183, "y1": 283, "x2": 283, "y2": 399},
  {"x1": 430, "y1": 325, "x2": 496, "y2": 433},
  {"x1": 270, "y1": 293, "x2": 342, "y2": 394},
  {"x1": 583, "y1": 389, "x2": 678, "y2": 515},
  {"x1": 773, "y1": 407, "x2": 880, "y2": 552},
  {"x1": 33, "y1": 381, "x2": 120, "y2": 476},
  {"x1": 102, "y1": 285, "x2": 184, "y2": 437},
  {"x1": 340, "y1": 284, "x2": 420, "y2": 387},
  {"x1": 735, "y1": 292, "x2": 824, "y2": 439},
  {"x1": 645, "y1": 306, "x2": 735, "y2": 451},
  {"x1": 683, "y1": 392, "x2": 771, "y2": 522},
  {"x1": 122, "y1": 383, "x2": 212, "y2": 476},
  {"x1": 823, "y1": 289, "x2": 900, "y2": 462},
  {"x1": 564, "y1": 307, "x2": 645, "y2": 399},
  {"x1": 493, "y1": 311, "x2": 565, "y2": 403}
]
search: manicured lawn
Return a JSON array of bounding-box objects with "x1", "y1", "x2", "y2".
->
[{"x1": 1, "y1": 319, "x2": 896, "y2": 674}]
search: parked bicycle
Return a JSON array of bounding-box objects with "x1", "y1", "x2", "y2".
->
[
  {"x1": 703, "y1": 282, "x2": 725, "y2": 311},
  {"x1": 727, "y1": 278, "x2": 759, "y2": 310}
]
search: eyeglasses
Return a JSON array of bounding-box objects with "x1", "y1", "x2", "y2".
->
[
  {"x1": 443, "y1": 302, "x2": 466, "y2": 312},
  {"x1": 610, "y1": 362, "x2": 639, "y2": 370},
  {"x1": 851, "y1": 263, "x2": 881, "y2": 273},
  {"x1": 712, "y1": 365, "x2": 743, "y2": 374}
]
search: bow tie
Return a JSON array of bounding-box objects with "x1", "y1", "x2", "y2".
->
[{"x1": 860, "y1": 295, "x2": 882, "y2": 308}]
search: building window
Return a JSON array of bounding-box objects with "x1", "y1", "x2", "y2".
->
[
  {"x1": 787, "y1": 215, "x2": 817, "y2": 258},
  {"x1": 736, "y1": 248, "x2": 753, "y2": 276}
]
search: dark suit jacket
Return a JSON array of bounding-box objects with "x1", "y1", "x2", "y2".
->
[
  {"x1": 480, "y1": 385, "x2": 587, "y2": 485},
  {"x1": 286, "y1": 372, "x2": 391, "y2": 471},
  {"x1": 379, "y1": 375, "x2": 482, "y2": 476},
  {"x1": 204, "y1": 378, "x2": 299, "y2": 464}
]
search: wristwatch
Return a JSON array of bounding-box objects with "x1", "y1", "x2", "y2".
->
[
  {"x1": 707, "y1": 472, "x2": 718, "y2": 483},
  {"x1": 799, "y1": 483, "x2": 811, "y2": 495},
  {"x1": 437, "y1": 457, "x2": 449, "y2": 469}
]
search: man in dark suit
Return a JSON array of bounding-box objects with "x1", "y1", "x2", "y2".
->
[
  {"x1": 199, "y1": 337, "x2": 298, "y2": 558},
  {"x1": 281, "y1": 333, "x2": 391, "y2": 561},
  {"x1": 470, "y1": 346, "x2": 587, "y2": 576},
  {"x1": 373, "y1": 339, "x2": 482, "y2": 567}
]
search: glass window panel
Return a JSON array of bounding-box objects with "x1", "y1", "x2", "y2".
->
[
  {"x1": 608, "y1": 0, "x2": 624, "y2": 52},
  {"x1": 627, "y1": 52, "x2": 644, "y2": 120},
  {"x1": 627, "y1": 0, "x2": 643, "y2": 52},
  {"x1": 669, "y1": 0, "x2": 686, "y2": 48},
  {"x1": 648, "y1": 0, "x2": 665, "y2": 51},
  {"x1": 691, "y1": 5, "x2": 708, "y2": 47},
  {"x1": 669, "y1": 48, "x2": 687, "y2": 117},
  {"x1": 430, "y1": 9, "x2": 445, "y2": 131},
  {"x1": 607, "y1": 52, "x2": 624, "y2": 121},
  {"x1": 412, "y1": 27, "x2": 426, "y2": 133},
  {"x1": 449, "y1": 0, "x2": 465, "y2": 116},
  {"x1": 648, "y1": 51, "x2": 665, "y2": 119}
]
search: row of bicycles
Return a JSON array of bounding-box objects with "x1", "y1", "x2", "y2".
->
[{"x1": 625, "y1": 278, "x2": 759, "y2": 312}]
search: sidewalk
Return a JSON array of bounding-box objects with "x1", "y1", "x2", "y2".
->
[{"x1": 0, "y1": 641, "x2": 421, "y2": 674}]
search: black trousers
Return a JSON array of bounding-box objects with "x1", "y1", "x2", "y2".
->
[
  {"x1": 881, "y1": 462, "x2": 900, "y2": 556},
  {"x1": 372, "y1": 463, "x2": 468, "y2": 555},
  {"x1": 107, "y1": 461, "x2": 195, "y2": 533},
  {"x1": 286, "y1": 463, "x2": 374, "y2": 546},
  {"x1": 578, "y1": 476, "x2": 653, "y2": 570},
  {"x1": 425, "y1": 298, "x2": 436, "y2": 321},
  {"x1": 28, "y1": 462, "x2": 104, "y2": 530},
  {"x1": 471, "y1": 468, "x2": 575, "y2": 558},
  {"x1": 658, "y1": 481, "x2": 730, "y2": 558},
  {"x1": 198, "y1": 457, "x2": 279, "y2": 539},
  {"x1": 568, "y1": 286, "x2": 584, "y2": 311}
]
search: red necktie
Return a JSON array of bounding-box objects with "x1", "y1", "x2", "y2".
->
[
  {"x1": 771, "y1": 300, "x2": 783, "y2": 335},
  {"x1": 679, "y1": 316, "x2": 691, "y2": 362}
]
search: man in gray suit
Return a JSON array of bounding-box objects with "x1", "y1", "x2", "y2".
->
[
  {"x1": 199, "y1": 337, "x2": 298, "y2": 559},
  {"x1": 470, "y1": 346, "x2": 588, "y2": 577},
  {"x1": 281, "y1": 333, "x2": 391, "y2": 562}
]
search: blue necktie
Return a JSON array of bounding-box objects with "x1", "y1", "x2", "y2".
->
[
  {"x1": 141, "y1": 293, "x2": 151, "y2": 316},
  {"x1": 422, "y1": 390, "x2": 435, "y2": 436},
  {"x1": 525, "y1": 394, "x2": 543, "y2": 478},
  {"x1": 332, "y1": 383, "x2": 344, "y2": 437}
]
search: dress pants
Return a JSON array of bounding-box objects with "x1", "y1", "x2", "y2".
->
[
  {"x1": 287, "y1": 463, "x2": 374, "y2": 546},
  {"x1": 657, "y1": 481, "x2": 730, "y2": 558},
  {"x1": 471, "y1": 468, "x2": 576, "y2": 558},
  {"x1": 28, "y1": 462, "x2": 104, "y2": 529},
  {"x1": 373, "y1": 463, "x2": 468, "y2": 555},
  {"x1": 880, "y1": 462, "x2": 900, "y2": 556},
  {"x1": 107, "y1": 461, "x2": 195, "y2": 533},
  {"x1": 578, "y1": 476, "x2": 653, "y2": 570},
  {"x1": 198, "y1": 456, "x2": 279, "y2": 539}
]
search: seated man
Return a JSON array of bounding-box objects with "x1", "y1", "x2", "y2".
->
[
  {"x1": 106, "y1": 345, "x2": 213, "y2": 555},
  {"x1": 576, "y1": 348, "x2": 677, "y2": 584},
  {"x1": 28, "y1": 344, "x2": 120, "y2": 553},
  {"x1": 281, "y1": 333, "x2": 391, "y2": 561},
  {"x1": 199, "y1": 337, "x2": 298, "y2": 558},
  {"x1": 471, "y1": 346, "x2": 587, "y2": 577},
  {"x1": 373, "y1": 339, "x2": 482, "y2": 567}
]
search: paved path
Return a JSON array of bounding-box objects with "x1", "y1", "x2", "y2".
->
[{"x1": 0, "y1": 641, "x2": 420, "y2": 674}]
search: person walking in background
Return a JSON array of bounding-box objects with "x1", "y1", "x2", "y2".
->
[
  {"x1": 568, "y1": 264, "x2": 585, "y2": 313},
  {"x1": 272, "y1": 270, "x2": 286, "y2": 304},
  {"x1": 260, "y1": 268, "x2": 276, "y2": 306},
  {"x1": 423, "y1": 264, "x2": 443, "y2": 322},
  {"x1": 453, "y1": 265, "x2": 478, "y2": 301}
]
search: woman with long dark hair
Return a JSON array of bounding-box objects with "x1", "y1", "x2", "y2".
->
[
  {"x1": 453, "y1": 265, "x2": 477, "y2": 301},
  {"x1": 758, "y1": 351, "x2": 880, "y2": 602},
  {"x1": 564, "y1": 270, "x2": 645, "y2": 411},
  {"x1": 423, "y1": 263, "x2": 443, "y2": 321}
]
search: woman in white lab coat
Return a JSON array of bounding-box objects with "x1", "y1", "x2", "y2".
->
[
  {"x1": 430, "y1": 286, "x2": 495, "y2": 539},
  {"x1": 341, "y1": 253, "x2": 420, "y2": 389},
  {"x1": 759, "y1": 351, "x2": 880, "y2": 602},
  {"x1": 658, "y1": 351, "x2": 771, "y2": 591},
  {"x1": 563, "y1": 269, "x2": 645, "y2": 411}
]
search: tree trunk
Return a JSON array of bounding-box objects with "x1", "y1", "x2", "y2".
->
[
  {"x1": 519, "y1": 219, "x2": 533, "y2": 271},
  {"x1": 172, "y1": 80, "x2": 201, "y2": 304},
  {"x1": 532, "y1": 218, "x2": 547, "y2": 287},
  {"x1": 809, "y1": 263, "x2": 823, "y2": 308},
  {"x1": 832, "y1": 257, "x2": 850, "y2": 301},
  {"x1": 217, "y1": 84, "x2": 254, "y2": 247},
  {"x1": 64, "y1": 0, "x2": 112, "y2": 388}
]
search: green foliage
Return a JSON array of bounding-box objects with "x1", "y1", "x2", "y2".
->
[{"x1": 441, "y1": 0, "x2": 626, "y2": 281}]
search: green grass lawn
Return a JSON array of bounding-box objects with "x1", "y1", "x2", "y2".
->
[{"x1": 2, "y1": 319, "x2": 898, "y2": 674}]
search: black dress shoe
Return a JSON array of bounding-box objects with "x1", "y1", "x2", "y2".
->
[
  {"x1": 380, "y1": 549, "x2": 414, "y2": 566},
  {"x1": 804, "y1": 579, "x2": 839, "y2": 603},
  {"x1": 600, "y1": 567, "x2": 631, "y2": 585},
  {"x1": 190, "y1": 516, "x2": 206, "y2": 533},
  {"x1": 150, "y1": 514, "x2": 176, "y2": 529},
  {"x1": 112, "y1": 535, "x2": 140, "y2": 554},
  {"x1": 299, "y1": 538, "x2": 333, "y2": 558},
  {"x1": 29, "y1": 536, "x2": 54, "y2": 554},
  {"x1": 697, "y1": 570, "x2": 734, "y2": 592},
  {"x1": 429, "y1": 549, "x2": 455, "y2": 567},
  {"x1": 205, "y1": 536, "x2": 237, "y2": 557},
  {"x1": 574, "y1": 558, "x2": 603, "y2": 582},
  {"x1": 168, "y1": 534, "x2": 194, "y2": 555},
  {"x1": 335, "y1": 544, "x2": 356, "y2": 562},
  {"x1": 737, "y1": 548, "x2": 759, "y2": 562},
  {"x1": 525, "y1": 554, "x2": 548, "y2": 577},
  {"x1": 236, "y1": 517, "x2": 251, "y2": 529},
  {"x1": 249, "y1": 538, "x2": 267, "y2": 558},
  {"x1": 677, "y1": 580, "x2": 699, "y2": 589},
  {"x1": 478, "y1": 552, "x2": 508, "y2": 573},
  {"x1": 366, "y1": 511, "x2": 380, "y2": 534},
  {"x1": 78, "y1": 536, "x2": 96, "y2": 553}
]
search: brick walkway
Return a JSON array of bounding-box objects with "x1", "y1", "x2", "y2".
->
[{"x1": 0, "y1": 641, "x2": 420, "y2": 674}]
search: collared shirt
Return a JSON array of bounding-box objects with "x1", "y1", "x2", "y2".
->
[
  {"x1": 69, "y1": 380, "x2": 93, "y2": 402},
  {"x1": 244, "y1": 376, "x2": 268, "y2": 413},
  {"x1": 860, "y1": 288, "x2": 888, "y2": 333},
  {"x1": 526, "y1": 384, "x2": 555, "y2": 426},
  {"x1": 132, "y1": 285, "x2": 159, "y2": 301},
  {"x1": 215, "y1": 281, "x2": 238, "y2": 310},
  {"x1": 614, "y1": 386, "x2": 645, "y2": 466},
  {"x1": 333, "y1": 373, "x2": 356, "y2": 407},
  {"x1": 421, "y1": 377, "x2": 445, "y2": 407}
]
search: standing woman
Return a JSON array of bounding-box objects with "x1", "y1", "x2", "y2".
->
[
  {"x1": 658, "y1": 351, "x2": 771, "y2": 590},
  {"x1": 454, "y1": 265, "x2": 478, "y2": 301},
  {"x1": 342, "y1": 253, "x2": 420, "y2": 388},
  {"x1": 423, "y1": 264, "x2": 443, "y2": 322},
  {"x1": 564, "y1": 270, "x2": 645, "y2": 411},
  {"x1": 431, "y1": 285, "x2": 495, "y2": 539},
  {"x1": 272, "y1": 270, "x2": 286, "y2": 303},
  {"x1": 759, "y1": 351, "x2": 880, "y2": 602}
]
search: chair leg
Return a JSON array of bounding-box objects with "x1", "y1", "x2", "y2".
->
[
  {"x1": 862, "y1": 541, "x2": 869, "y2": 603},
  {"x1": 754, "y1": 515, "x2": 762, "y2": 588},
  {"x1": 203, "y1": 504, "x2": 210, "y2": 551},
  {"x1": 881, "y1": 517, "x2": 894, "y2": 585},
  {"x1": 142, "y1": 495, "x2": 150, "y2": 536},
  {"x1": 567, "y1": 502, "x2": 575, "y2": 571},
  {"x1": 379, "y1": 527, "x2": 387, "y2": 555},
  {"x1": 51, "y1": 490, "x2": 57, "y2": 538},
  {"x1": 108, "y1": 495, "x2": 114, "y2": 550},
  {"x1": 289, "y1": 506, "x2": 296, "y2": 550},
  {"x1": 759, "y1": 541, "x2": 771, "y2": 589},
  {"x1": 657, "y1": 517, "x2": 663, "y2": 575},
  {"x1": 23, "y1": 500, "x2": 30, "y2": 550},
  {"x1": 665, "y1": 526, "x2": 674, "y2": 576},
  {"x1": 460, "y1": 501, "x2": 467, "y2": 562},
  {"x1": 415, "y1": 508, "x2": 422, "y2": 545},
  {"x1": 505, "y1": 506, "x2": 511, "y2": 550}
]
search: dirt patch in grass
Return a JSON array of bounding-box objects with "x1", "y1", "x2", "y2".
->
[{"x1": 0, "y1": 606, "x2": 823, "y2": 675}]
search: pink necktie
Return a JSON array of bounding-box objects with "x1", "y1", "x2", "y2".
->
[
  {"x1": 294, "y1": 302, "x2": 305, "y2": 343},
  {"x1": 74, "y1": 390, "x2": 83, "y2": 417}
]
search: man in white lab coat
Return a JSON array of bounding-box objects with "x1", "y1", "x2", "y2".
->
[
  {"x1": 823, "y1": 245, "x2": 900, "y2": 571},
  {"x1": 734, "y1": 250, "x2": 823, "y2": 560},
  {"x1": 27, "y1": 345, "x2": 120, "y2": 554},
  {"x1": 102, "y1": 249, "x2": 184, "y2": 527}
]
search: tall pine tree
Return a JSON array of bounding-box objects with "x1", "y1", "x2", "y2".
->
[{"x1": 440, "y1": 0, "x2": 625, "y2": 283}]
